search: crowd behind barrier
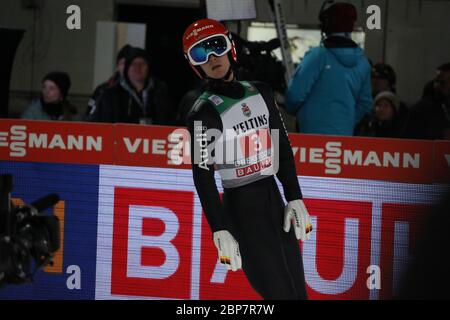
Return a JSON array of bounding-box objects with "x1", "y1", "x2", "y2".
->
[{"x1": 13, "y1": 46, "x2": 450, "y2": 141}]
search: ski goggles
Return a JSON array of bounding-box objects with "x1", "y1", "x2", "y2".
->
[{"x1": 187, "y1": 34, "x2": 232, "y2": 66}]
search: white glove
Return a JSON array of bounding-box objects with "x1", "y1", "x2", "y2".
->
[
  {"x1": 283, "y1": 199, "x2": 313, "y2": 241},
  {"x1": 213, "y1": 230, "x2": 242, "y2": 272}
]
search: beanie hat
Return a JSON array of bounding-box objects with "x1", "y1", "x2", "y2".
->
[
  {"x1": 42, "y1": 71, "x2": 71, "y2": 100},
  {"x1": 374, "y1": 91, "x2": 400, "y2": 114},
  {"x1": 124, "y1": 47, "x2": 151, "y2": 83},
  {"x1": 125, "y1": 47, "x2": 150, "y2": 68},
  {"x1": 372, "y1": 63, "x2": 397, "y2": 89},
  {"x1": 320, "y1": 2, "x2": 357, "y2": 34},
  {"x1": 116, "y1": 44, "x2": 132, "y2": 63}
]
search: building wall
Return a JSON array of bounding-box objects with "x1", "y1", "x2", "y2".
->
[
  {"x1": 2, "y1": 0, "x2": 450, "y2": 117},
  {"x1": 2, "y1": 0, "x2": 114, "y2": 117}
]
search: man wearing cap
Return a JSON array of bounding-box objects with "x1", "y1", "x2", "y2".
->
[
  {"x1": 89, "y1": 47, "x2": 171, "y2": 125},
  {"x1": 371, "y1": 63, "x2": 397, "y2": 97},
  {"x1": 21, "y1": 71, "x2": 77, "y2": 121},
  {"x1": 406, "y1": 63, "x2": 450, "y2": 139},
  {"x1": 284, "y1": 1, "x2": 373, "y2": 136}
]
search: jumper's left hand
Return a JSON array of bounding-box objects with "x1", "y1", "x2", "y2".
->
[
  {"x1": 283, "y1": 199, "x2": 313, "y2": 241},
  {"x1": 213, "y1": 230, "x2": 242, "y2": 272}
]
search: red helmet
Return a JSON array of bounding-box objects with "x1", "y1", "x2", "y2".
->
[{"x1": 182, "y1": 18, "x2": 237, "y2": 78}]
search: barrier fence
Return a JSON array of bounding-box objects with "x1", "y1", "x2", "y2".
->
[{"x1": 0, "y1": 119, "x2": 449, "y2": 299}]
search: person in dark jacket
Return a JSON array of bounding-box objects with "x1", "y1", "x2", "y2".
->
[
  {"x1": 85, "y1": 44, "x2": 132, "y2": 118},
  {"x1": 89, "y1": 47, "x2": 171, "y2": 125},
  {"x1": 371, "y1": 63, "x2": 409, "y2": 133},
  {"x1": 355, "y1": 91, "x2": 404, "y2": 138},
  {"x1": 405, "y1": 63, "x2": 450, "y2": 140},
  {"x1": 183, "y1": 19, "x2": 312, "y2": 300},
  {"x1": 21, "y1": 71, "x2": 77, "y2": 121},
  {"x1": 284, "y1": 2, "x2": 372, "y2": 135}
]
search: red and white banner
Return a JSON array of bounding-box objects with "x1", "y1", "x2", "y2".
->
[
  {"x1": 289, "y1": 134, "x2": 435, "y2": 184},
  {"x1": 0, "y1": 119, "x2": 114, "y2": 164},
  {"x1": 1, "y1": 119, "x2": 448, "y2": 184}
]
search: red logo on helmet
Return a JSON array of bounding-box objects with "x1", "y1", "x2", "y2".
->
[{"x1": 185, "y1": 24, "x2": 215, "y2": 41}]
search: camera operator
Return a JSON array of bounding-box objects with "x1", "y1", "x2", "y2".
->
[{"x1": 232, "y1": 32, "x2": 286, "y2": 94}]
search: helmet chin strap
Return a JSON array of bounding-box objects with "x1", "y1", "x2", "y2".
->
[{"x1": 221, "y1": 65, "x2": 234, "y2": 81}]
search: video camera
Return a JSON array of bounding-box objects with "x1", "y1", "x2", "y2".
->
[
  {"x1": 232, "y1": 32, "x2": 287, "y2": 94},
  {"x1": 0, "y1": 174, "x2": 61, "y2": 287}
]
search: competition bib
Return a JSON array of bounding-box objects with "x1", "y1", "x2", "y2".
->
[{"x1": 199, "y1": 82, "x2": 277, "y2": 188}]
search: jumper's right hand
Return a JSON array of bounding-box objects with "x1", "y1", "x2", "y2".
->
[{"x1": 213, "y1": 230, "x2": 242, "y2": 271}]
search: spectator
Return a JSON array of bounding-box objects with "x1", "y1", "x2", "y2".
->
[
  {"x1": 355, "y1": 91, "x2": 404, "y2": 138},
  {"x1": 284, "y1": 2, "x2": 372, "y2": 136},
  {"x1": 85, "y1": 44, "x2": 132, "y2": 118},
  {"x1": 89, "y1": 47, "x2": 171, "y2": 125},
  {"x1": 405, "y1": 63, "x2": 450, "y2": 140},
  {"x1": 421, "y1": 65, "x2": 448, "y2": 100},
  {"x1": 21, "y1": 71, "x2": 77, "y2": 121},
  {"x1": 371, "y1": 63, "x2": 396, "y2": 97},
  {"x1": 371, "y1": 63, "x2": 409, "y2": 131}
]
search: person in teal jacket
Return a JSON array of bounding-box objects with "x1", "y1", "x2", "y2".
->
[
  {"x1": 21, "y1": 71, "x2": 78, "y2": 121},
  {"x1": 284, "y1": 1, "x2": 373, "y2": 136}
]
